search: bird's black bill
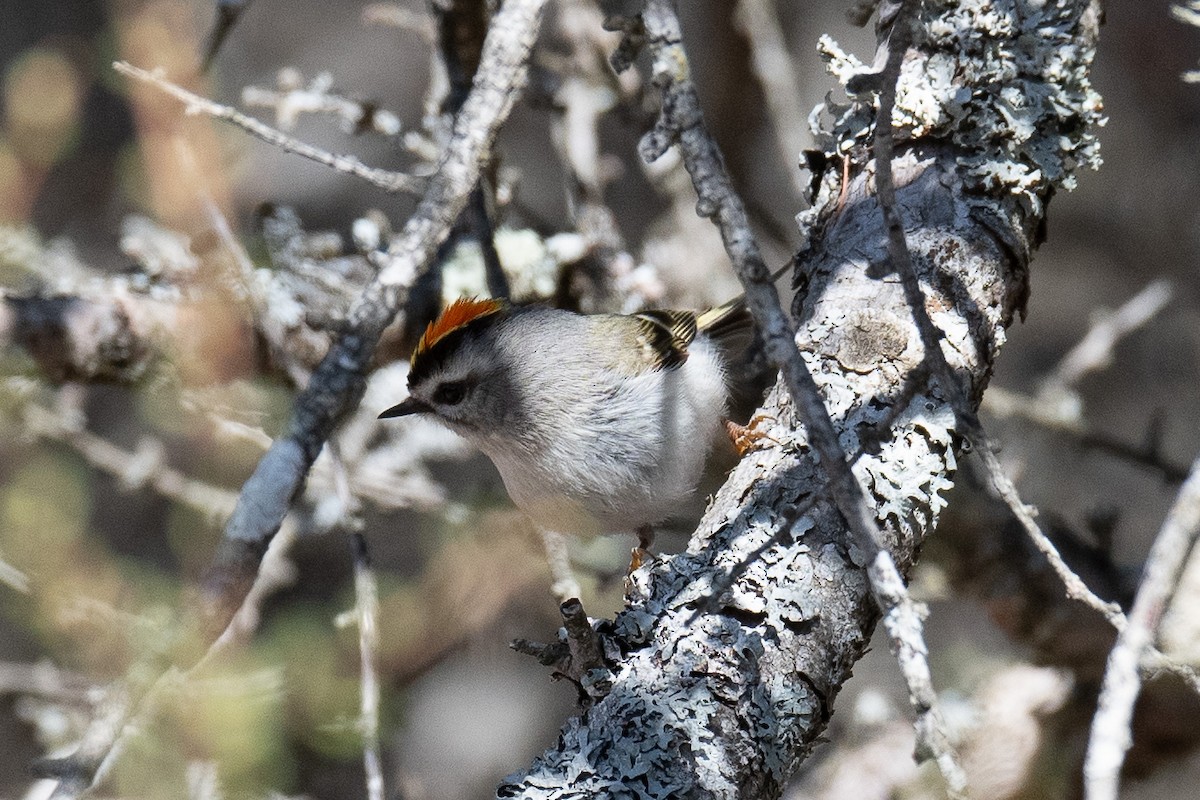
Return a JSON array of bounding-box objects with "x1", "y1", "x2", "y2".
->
[{"x1": 378, "y1": 398, "x2": 431, "y2": 419}]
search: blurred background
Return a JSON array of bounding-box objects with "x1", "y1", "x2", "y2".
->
[{"x1": 1, "y1": 1, "x2": 1199, "y2": 798}]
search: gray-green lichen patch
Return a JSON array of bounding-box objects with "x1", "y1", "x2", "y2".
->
[{"x1": 812, "y1": 0, "x2": 1104, "y2": 215}]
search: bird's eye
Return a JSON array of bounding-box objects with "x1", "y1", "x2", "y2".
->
[{"x1": 433, "y1": 380, "x2": 468, "y2": 406}]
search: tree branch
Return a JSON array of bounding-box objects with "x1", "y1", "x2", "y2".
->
[
  {"x1": 196, "y1": 0, "x2": 549, "y2": 641},
  {"x1": 114, "y1": 63, "x2": 425, "y2": 195},
  {"x1": 500, "y1": 1, "x2": 1104, "y2": 796}
]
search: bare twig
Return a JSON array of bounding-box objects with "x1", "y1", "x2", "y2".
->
[
  {"x1": 559, "y1": 598, "x2": 613, "y2": 702},
  {"x1": 10, "y1": 394, "x2": 302, "y2": 799},
  {"x1": 0, "y1": 662, "x2": 96, "y2": 705},
  {"x1": 186, "y1": 760, "x2": 224, "y2": 800},
  {"x1": 970, "y1": 277, "x2": 1200, "y2": 693},
  {"x1": 1038, "y1": 279, "x2": 1173, "y2": 407},
  {"x1": 323, "y1": 442, "x2": 384, "y2": 800},
  {"x1": 983, "y1": 386, "x2": 1191, "y2": 484},
  {"x1": 242, "y1": 69, "x2": 404, "y2": 138},
  {"x1": 855, "y1": 9, "x2": 968, "y2": 791},
  {"x1": 362, "y1": 3, "x2": 438, "y2": 42},
  {"x1": 350, "y1": 532, "x2": 384, "y2": 800},
  {"x1": 38, "y1": 668, "x2": 175, "y2": 800},
  {"x1": 977, "y1": 445, "x2": 1124, "y2": 625},
  {"x1": 176, "y1": 139, "x2": 315, "y2": 388},
  {"x1": 1084, "y1": 456, "x2": 1200, "y2": 800},
  {"x1": 431, "y1": 1, "x2": 511, "y2": 301},
  {"x1": 113, "y1": 62, "x2": 425, "y2": 195},
  {"x1": 42, "y1": 517, "x2": 302, "y2": 800},
  {"x1": 866, "y1": 1, "x2": 1189, "y2": 783},
  {"x1": 1174, "y1": 1, "x2": 1200, "y2": 81},
  {"x1": 638, "y1": 0, "x2": 893, "y2": 605},
  {"x1": 20, "y1": 401, "x2": 238, "y2": 523},
  {"x1": 201, "y1": 0, "x2": 251, "y2": 72},
  {"x1": 547, "y1": 0, "x2": 655, "y2": 311}
]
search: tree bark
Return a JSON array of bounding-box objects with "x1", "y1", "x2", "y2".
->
[{"x1": 499, "y1": 1, "x2": 1104, "y2": 797}]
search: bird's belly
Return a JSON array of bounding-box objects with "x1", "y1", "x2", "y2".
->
[
  {"x1": 485, "y1": 346, "x2": 728, "y2": 536},
  {"x1": 496, "y1": 455, "x2": 697, "y2": 536}
]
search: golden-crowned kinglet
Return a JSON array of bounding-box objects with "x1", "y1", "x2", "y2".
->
[{"x1": 379, "y1": 296, "x2": 754, "y2": 537}]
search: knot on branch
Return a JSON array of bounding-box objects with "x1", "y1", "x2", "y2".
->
[{"x1": 511, "y1": 598, "x2": 620, "y2": 706}]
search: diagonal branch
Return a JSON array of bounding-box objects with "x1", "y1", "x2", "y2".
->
[
  {"x1": 501, "y1": 1, "x2": 1105, "y2": 797},
  {"x1": 643, "y1": 0, "x2": 966, "y2": 791},
  {"x1": 197, "y1": 0, "x2": 549, "y2": 640}
]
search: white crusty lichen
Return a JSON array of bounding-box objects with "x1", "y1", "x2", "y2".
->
[{"x1": 812, "y1": 0, "x2": 1104, "y2": 215}]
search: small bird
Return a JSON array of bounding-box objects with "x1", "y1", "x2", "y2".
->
[{"x1": 378, "y1": 296, "x2": 756, "y2": 542}]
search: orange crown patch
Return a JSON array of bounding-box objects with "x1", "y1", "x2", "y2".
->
[{"x1": 412, "y1": 297, "x2": 505, "y2": 364}]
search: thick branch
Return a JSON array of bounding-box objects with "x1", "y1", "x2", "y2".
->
[{"x1": 501, "y1": 1, "x2": 1103, "y2": 797}]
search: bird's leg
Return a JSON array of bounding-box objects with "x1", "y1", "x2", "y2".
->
[
  {"x1": 629, "y1": 525, "x2": 656, "y2": 572},
  {"x1": 539, "y1": 529, "x2": 581, "y2": 602},
  {"x1": 724, "y1": 414, "x2": 779, "y2": 456}
]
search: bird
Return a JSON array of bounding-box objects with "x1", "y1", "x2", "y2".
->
[{"x1": 378, "y1": 295, "x2": 759, "y2": 546}]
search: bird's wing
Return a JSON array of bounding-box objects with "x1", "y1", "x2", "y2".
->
[
  {"x1": 696, "y1": 299, "x2": 754, "y2": 352},
  {"x1": 630, "y1": 309, "x2": 698, "y2": 371}
]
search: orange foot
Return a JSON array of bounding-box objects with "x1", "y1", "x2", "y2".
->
[
  {"x1": 725, "y1": 415, "x2": 778, "y2": 456},
  {"x1": 629, "y1": 546, "x2": 653, "y2": 573},
  {"x1": 628, "y1": 525, "x2": 656, "y2": 574}
]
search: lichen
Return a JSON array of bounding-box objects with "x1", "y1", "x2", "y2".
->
[{"x1": 812, "y1": 0, "x2": 1104, "y2": 216}]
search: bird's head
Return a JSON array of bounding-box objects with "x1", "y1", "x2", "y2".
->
[{"x1": 379, "y1": 297, "x2": 520, "y2": 437}]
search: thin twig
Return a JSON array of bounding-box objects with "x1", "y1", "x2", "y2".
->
[
  {"x1": 983, "y1": 385, "x2": 1191, "y2": 484},
  {"x1": 20, "y1": 401, "x2": 239, "y2": 523},
  {"x1": 1084, "y1": 456, "x2": 1200, "y2": 800},
  {"x1": 44, "y1": 517, "x2": 303, "y2": 800},
  {"x1": 363, "y1": 3, "x2": 437, "y2": 41},
  {"x1": 559, "y1": 598, "x2": 613, "y2": 702},
  {"x1": 863, "y1": 3, "x2": 968, "y2": 791},
  {"x1": 870, "y1": 0, "x2": 1200, "y2": 780},
  {"x1": 176, "y1": 138, "x2": 314, "y2": 388},
  {"x1": 0, "y1": 555, "x2": 30, "y2": 594},
  {"x1": 350, "y1": 532, "x2": 385, "y2": 800},
  {"x1": 1040, "y1": 279, "x2": 1173, "y2": 400},
  {"x1": 638, "y1": 0, "x2": 891, "y2": 595},
  {"x1": 242, "y1": 70, "x2": 404, "y2": 138},
  {"x1": 972, "y1": 443, "x2": 1200, "y2": 692},
  {"x1": 324, "y1": 442, "x2": 384, "y2": 800},
  {"x1": 432, "y1": 0, "x2": 510, "y2": 301},
  {"x1": 0, "y1": 661, "x2": 96, "y2": 704},
  {"x1": 15, "y1": 393, "x2": 300, "y2": 798},
  {"x1": 637, "y1": 3, "x2": 966, "y2": 792},
  {"x1": 113, "y1": 62, "x2": 425, "y2": 195}
]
